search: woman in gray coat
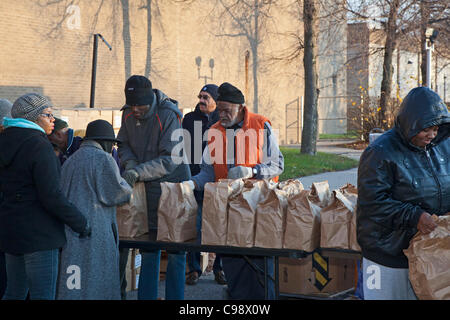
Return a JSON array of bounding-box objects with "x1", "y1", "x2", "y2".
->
[{"x1": 57, "y1": 120, "x2": 132, "y2": 300}]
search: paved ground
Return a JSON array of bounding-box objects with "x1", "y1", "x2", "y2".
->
[{"x1": 127, "y1": 140, "x2": 363, "y2": 300}]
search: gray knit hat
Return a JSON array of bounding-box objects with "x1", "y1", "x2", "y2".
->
[
  {"x1": 0, "y1": 99, "x2": 12, "y2": 123},
  {"x1": 11, "y1": 93, "x2": 53, "y2": 122}
]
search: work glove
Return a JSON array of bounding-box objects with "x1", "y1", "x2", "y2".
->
[
  {"x1": 227, "y1": 166, "x2": 254, "y2": 179},
  {"x1": 184, "y1": 180, "x2": 196, "y2": 191},
  {"x1": 124, "y1": 159, "x2": 138, "y2": 171},
  {"x1": 122, "y1": 169, "x2": 139, "y2": 188},
  {"x1": 79, "y1": 221, "x2": 92, "y2": 239}
]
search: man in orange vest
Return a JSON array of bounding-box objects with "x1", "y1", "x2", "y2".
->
[{"x1": 186, "y1": 82, "x2": 284, "y2": 299}]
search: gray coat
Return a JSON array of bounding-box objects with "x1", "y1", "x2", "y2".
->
[
  {"x1": 118, "y1": 89, "x2": 191, "y2": 231},
  {"x1": 56, "y1": 140, "x2": 132, "y2": 300}
]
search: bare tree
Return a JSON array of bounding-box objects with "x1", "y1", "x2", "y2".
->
[
  {"x1": 301, "y1": 0, "x2": 320, "y2": 155},
  {"x1": 215, "y1": 0, "x2": 276, "y2": 114},
  {"x1": 120, "y1": 0, "x2": 132, "y2": 80}
]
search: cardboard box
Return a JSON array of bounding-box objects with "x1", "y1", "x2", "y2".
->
[{"x1": 279, "y1": 253, "x2": 356, "y2": 296}]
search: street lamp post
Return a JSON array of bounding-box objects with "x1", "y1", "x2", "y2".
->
[
  {"x1": 425, "y1": 28, "x2": 438, "y2": 88},
  {"x1": 90, "y1": 33, "x2": 112, "y2": 108},
  {"x1": 195, "y1": 56, "x2": 214, "y2": 85}
]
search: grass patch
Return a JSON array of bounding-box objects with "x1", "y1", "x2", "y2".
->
[
  {"x1": 319, "y1": 132, "x2": 358, "y2": 140},
  {"x1": 279, "y1": 147, "x2": 359, "y2": 181}
]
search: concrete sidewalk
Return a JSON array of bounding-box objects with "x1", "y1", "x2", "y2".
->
[{"x1": 127, "y1": 140, "x2": 363, "y2": 300}]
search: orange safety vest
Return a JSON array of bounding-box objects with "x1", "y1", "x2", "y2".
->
[{"x1": 207, "y1": 106, "x2": 279, "y2": 182}]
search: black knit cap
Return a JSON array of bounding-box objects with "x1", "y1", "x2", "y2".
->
[
  {"x1": 217, "y1": 82, "x2": 245, "y2": 104},
  {"x1": 125, "y1": 75, "x2": 154, "y2": 106},
  {"x1": 200, "y1": 84, "x2": 219, "y2": 102},
  {"x1": 84, "y1": 119, "x2": 120, "y2": 142}
]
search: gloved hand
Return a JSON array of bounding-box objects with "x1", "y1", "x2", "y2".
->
[
  {"x1": 122, "y1": 169, "x2": 139, "y2": 188},
  {"x1": 184, "y1": 180, "x2": 196, "y2": 191},
  {"x1": 79, "y1": 222, "x2": 92, "y2": 239},
  {"x1": 227, "y1": 166, "x2": 254, "y2": 179},
  {"x1": 124, "y1": 159, "x2": 138, "y2": 171}
]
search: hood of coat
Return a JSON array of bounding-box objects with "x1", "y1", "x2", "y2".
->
[
  {"x1": 0, "y1": 121, "x2": 45, "y2": 168},
  {"x1": 395, "y1": 87, "x2": 450, "y2": 146},
  {"x1": 121, "y1": 89, "x2": 183, "y2": 119}
]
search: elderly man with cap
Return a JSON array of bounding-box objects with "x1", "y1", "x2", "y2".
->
[
  {"x1": 57, "y1": 120, "x2": 132, "y2": 299},
  {"x1": 117, "y1": 75, "x2": 191, "y2": 300},
  {"x1": 182, "y1": 84, "x2": 226, "y2": 286},
  {"x1": 0, "y1": 98, "x2": 12, "y2": 299},
  {"x1": 0, "y1": 93, "x2": 90, "y2": 300},
  {"x1": 47, "y1": 118, "x2": 83, "y2": 164},
  {"x1": 187, "y1": 82, "x2": 284, "y2": 300}
]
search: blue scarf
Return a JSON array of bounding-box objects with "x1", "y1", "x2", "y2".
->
[{"x1": 2, "y1": 117, "x2": 46, "y2": 134}]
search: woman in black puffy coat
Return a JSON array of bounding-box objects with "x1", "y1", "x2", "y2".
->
[
  {"x1": 0, "y1": 93, "x2": 90, "y2": 300},
  {"x1": 357, "y1": 87, "x2": 449, "y2": 300}
]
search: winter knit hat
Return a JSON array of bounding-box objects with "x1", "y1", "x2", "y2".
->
[
  {"x1": 199, "y1": 84, "x2": 219, "y2": 102},
  {"x1": 125, "y1": 75, "x2": 154, "y2": 106},
  {"x1": 52, "y1": 117, "x2": 68, "y2": 133},
  {"x1": 0, "y1": 99, "x2": 12, "y2": 123},
  {"x1": 11, "y1": 93, "x2": 53, "y2": 122},
  {"x1": 217, "y1": 82, "x2": 245, "y2": 104}
]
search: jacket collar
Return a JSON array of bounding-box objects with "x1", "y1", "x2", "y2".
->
[{"x1": 2, "y1": 117, "x2": 45, "y2": 134}]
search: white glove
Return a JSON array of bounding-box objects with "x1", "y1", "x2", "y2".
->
[
  {"x1": 184, "y1": 180, "x2": 196, "y2": 191},
  {"x1": 227, "y1": 166, "x2": 254, "y2": 179}
]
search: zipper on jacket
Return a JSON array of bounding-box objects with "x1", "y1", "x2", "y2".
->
[{"x1": 425, "y1": 149, "x2": 442, "y2": 213}]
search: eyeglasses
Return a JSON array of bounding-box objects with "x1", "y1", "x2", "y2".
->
[
  {"x1": 40, "y1": 113, "x2": 54, "y2": 119},
  {"x1": 198, "y1": 94, "x2": 210, "y2": 100}
]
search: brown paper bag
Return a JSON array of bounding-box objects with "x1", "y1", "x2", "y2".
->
[
  {"x1": 309, "y1": 181, "x2": 333, "y2": 208},
  {"x1": 283, "y1": 190, "x2": 322, "y2": 251},
  {"x1": 201, "y1": 179, "x2": 244, "y2": 245},
  {"x1": 277, "y1": 179, "x2": 304, "y2": 198},
  {"x1": 404, "y1": 215, "x2": 450, "y2": 300},
  {"x1": 156, "y1": 181, "x2": 198, "y2": 242},
  {"x1": 339, "y1": 184, "x2": 361, "y2": 251},
  {"x1": 116, "y1": 182, "x2": 148, "y2": 238},
  {"x1": 320, "y1": 189, "x2": 355, "y2": 249},
  {"x1": 254, "y1": 188, "x2": 288, "y2": 249},
  {"x1": 227, "y1": 180, "x2": 266, "y2": 247}
]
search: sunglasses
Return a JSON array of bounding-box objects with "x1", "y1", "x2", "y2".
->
[
  {"x1": 198, "y1": 94, "x2": 210, "y2": 100},
  {"x1": 40, "y1": 113, "x2": 54, "y2": 119}
]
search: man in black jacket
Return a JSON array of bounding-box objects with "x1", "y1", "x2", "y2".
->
[
  {"x1": 182, "y1": 84, "x2": 226, "y2": 286},
  {"x1": 357, "y1": 87, "x2": 449, "y2": 300}
]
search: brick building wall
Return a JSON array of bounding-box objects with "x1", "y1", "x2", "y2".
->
[{"x1": 1, "y1": 0, "x2": 348, "y2": 140}]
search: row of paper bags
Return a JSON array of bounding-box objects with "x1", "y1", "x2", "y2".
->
[
  {"x1": 199, "y1": 179, "x2": 361, "y2": 252},
  {"x1": 154, "y1": 178, "x2": 361, "y2": 252}
]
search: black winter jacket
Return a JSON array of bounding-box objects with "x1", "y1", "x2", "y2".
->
[
  {"x1": 0, "y1": 127, "x2": 88, "y2": 254},
  {"x1": 357, "y1": 87, "x2": 450, "y2": 268},
  {"x1": 182, "y1": 104, "x2": 219, "y2": 204}
]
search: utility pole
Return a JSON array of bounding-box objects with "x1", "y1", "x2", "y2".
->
[
  {"x1": 425, "y1": 28, "x2": 438, "y2": 88},
  {"x1": 90, "y1": 34, "x2": 112, "y2": 108}
]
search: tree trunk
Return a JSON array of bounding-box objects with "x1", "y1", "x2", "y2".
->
[
  {"x1": 144, "y1": 0, "x2": 152, "y2": 78},
  {"x1": 420, "y1": 0, "x2": 429, "y2": 86},
  {"x1": 252, "y1": 0, "x2": 259, "y2": 114},
  {"x1": 121, "y1": 0, "x2": 132, "y2": 80},
  {"x1": 301, "y1": 0, "x2": 319, "y2": 155},
  {"x1": 379, "y1": 0, "x2": 399, "y2": 131}
]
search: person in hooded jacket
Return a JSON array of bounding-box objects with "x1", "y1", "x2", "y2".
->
[
  {"x1": 117, "y1": 75, "x2": 191, "y2": 300},
  {"x1": 56, "y1": 120, "x2": 132, "y2": 300},
  {"x1": 0, "y1": 93, "x2": 90, "y2": 300},
  {"x1": 357, "y1": 86, "x2": 450, "y2": 300}
]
